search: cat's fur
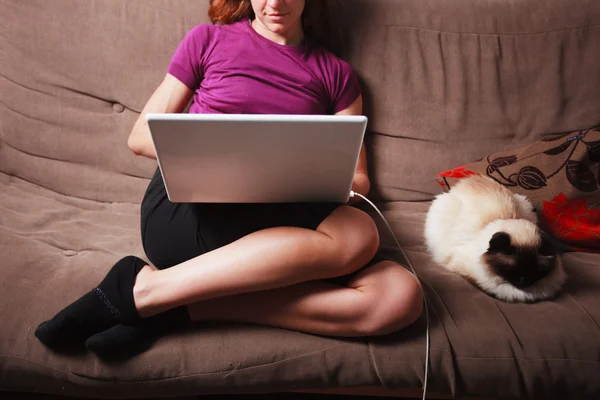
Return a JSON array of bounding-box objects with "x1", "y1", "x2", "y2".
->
[{"x1": 424, "y1": 175, "x2": 566, "y2": 303}]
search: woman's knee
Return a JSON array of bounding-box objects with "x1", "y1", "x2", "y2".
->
[
  {"x1": 353, "y1": 261, "x2": 424, "y2": 336},
  {"x1": 317, "y1": 206, "x2": 380, "y2": 277}
]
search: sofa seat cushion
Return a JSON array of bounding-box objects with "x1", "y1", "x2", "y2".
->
[
  {"x1": 0, "y1": 173, "x2": 377, "y2": 397},
  {"x1": 1, "y1": 173, "x2": 599, "y2": 399},
  {"x1": 360, "y1": 201, "x2": 600, "y2": 399}
]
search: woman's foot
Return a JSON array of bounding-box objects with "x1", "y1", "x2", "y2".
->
[
  {"x1": 84, "y1": 306, "x2": 191, "y2": 359},
  {"x1": 35, "y1": 255, "x2": 147, "y2": 350}
]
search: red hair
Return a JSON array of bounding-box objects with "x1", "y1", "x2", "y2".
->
[
  {"x1": 208, "y1": 0, "x2": 253, "y2": 25},
  {"x1": 208, "y1": 0, "x2": 343, "y2": 55}
]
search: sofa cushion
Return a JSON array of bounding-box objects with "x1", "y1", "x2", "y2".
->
[
  {"x1": 0, "y1": 0, "x2": 211, "y2": 203},
  {"x1": 339, "y1": 0, "x2": 600, "y2": 201},
  {"x1": 2, "y1": 0, "x2": 600, "y2": 203},
  {"x1": 0, "y1": 173, "x2": 378, "y2": 396},
  {"x1": 362, "y1": 201, "x2": 600, "y2": 399},
  {"x1": 2, "y1": 174, "x2": 600, "y2": 399},
  {"x1": 435, "y1": 127, "x2": 600, "y2": 251}
]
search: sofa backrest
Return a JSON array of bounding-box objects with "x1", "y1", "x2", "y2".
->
[
  {"x1": 1, "y1": 0, "x2": 599, "y2": 203},
  {"x1": 0, "y1": 0, "x2": 210, "y2": 203},
  {"x1": 340, "y1": 0, "x2": 600, "y2": 201}
]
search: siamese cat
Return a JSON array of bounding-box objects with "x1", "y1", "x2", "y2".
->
[{"x1": 424, "y1": 175, "x2": 566, "y2": 303}]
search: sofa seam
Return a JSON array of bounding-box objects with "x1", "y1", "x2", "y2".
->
[
  {"x1": 0, "y1": 170, "x2": 143, "y2": 206},
  {"x1": 358, "y1": 22, "x2": 600, "y2": 37},
  {"x1": 366, "y1": 341, "x2": 386, "y2": 387},
  {"x1": 453, "y1": 356, "x2": 600, "y2": 362},
  {"x1": 567, "y1": 293, "x2": 600, "y2": 334},
  {"x1": 489, "y1": 301, "x2": 525, "y2": 353},
  {"x1": 0, "y1": 343, "x2": 359, "y2": 383}
]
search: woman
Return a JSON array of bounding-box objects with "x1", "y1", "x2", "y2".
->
[{"x1": 36, "y1": 0, "x2": 423, "y2": 356}]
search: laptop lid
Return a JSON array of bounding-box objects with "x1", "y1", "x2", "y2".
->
[{"x1": 146, "y1": 113, "x2": 368, "y2": 203}]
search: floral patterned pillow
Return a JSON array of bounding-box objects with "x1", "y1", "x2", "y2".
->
[{"x1": 436, "y1": 127, "x2": 600, "y2": 252}]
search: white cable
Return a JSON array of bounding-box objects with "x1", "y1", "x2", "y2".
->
[{"x1": 350, "y1": 191, "x2": 430, "y2": 400}]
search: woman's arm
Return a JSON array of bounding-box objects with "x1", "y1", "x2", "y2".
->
[
  {"x1": 128, "y1": 73, "x2": 194, "y2": 159},
  {"x1": 335, "y1": 95, "x2": 370, "y2": 204}
]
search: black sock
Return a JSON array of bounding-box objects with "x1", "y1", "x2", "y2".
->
[
  {"x1": 35, "y1": 255, "x2": 147, "y2": 350},
  {"x1": 85, "y1": 306, "x2": 191, "y2": 358}
]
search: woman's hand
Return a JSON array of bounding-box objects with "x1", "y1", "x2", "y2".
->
[{"x1": 347, "y1": 172, "x2": 370, "y2": 205}]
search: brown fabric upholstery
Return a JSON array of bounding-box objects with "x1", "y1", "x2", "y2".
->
[
  {"x1": 1, "y1": 0, "x2": 600, "y2": 399},
  {"x1": 339, "y1": 0, "x2": 600, "y2": 201}
]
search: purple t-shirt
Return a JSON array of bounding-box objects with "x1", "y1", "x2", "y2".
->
[{"x1": 167, "y1": 20, "x2": 361, "y2": 115}]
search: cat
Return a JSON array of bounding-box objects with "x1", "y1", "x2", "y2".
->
[{"x1": 424, "y1": 175, "x2": 566, "y2": 303}]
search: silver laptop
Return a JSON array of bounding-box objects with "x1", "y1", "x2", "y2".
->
[{"x1": 145, "y1": 113, "x2": 368, "y2": 203}]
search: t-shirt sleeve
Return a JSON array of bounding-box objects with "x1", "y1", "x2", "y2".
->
[
  {"x1": 167, "y1": 25, "x2": 213, "y2": 90},
  {"x1": 328, "y1": 58, "x2": 362, "y2": 114}
]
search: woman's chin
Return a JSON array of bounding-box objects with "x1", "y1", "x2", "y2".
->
[{"x1": 264, "y1": 22, "x2": 291, "y2": 34}]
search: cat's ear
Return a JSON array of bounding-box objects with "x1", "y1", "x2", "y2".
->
[{"x1": 488, "y1": 232, "x2": 513, "y2": 254}]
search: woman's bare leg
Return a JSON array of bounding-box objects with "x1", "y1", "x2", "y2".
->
[
  {"x1": 188, "y1": 260, "x2": 424, "y2": 336},
  {"x1": 133, "y1": 205, "x2": 379, "y2": 318}
]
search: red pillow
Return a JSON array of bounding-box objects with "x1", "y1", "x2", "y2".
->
[{"x1": 436, "y1": 127, "x2": 600, "y2": 252}]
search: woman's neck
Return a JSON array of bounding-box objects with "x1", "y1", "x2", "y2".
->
[{"x1": 250, "y1": 19, "x2": 305, "y2": 46}]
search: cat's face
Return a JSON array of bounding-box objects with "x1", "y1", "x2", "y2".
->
[{"x1": 483, "y1": 231, "x2": 559, "y2": 289}]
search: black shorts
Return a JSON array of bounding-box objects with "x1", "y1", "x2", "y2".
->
[{"x1": 140, "y1": 168, "x2": 385, "y2": 286}]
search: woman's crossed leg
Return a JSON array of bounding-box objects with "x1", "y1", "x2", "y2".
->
[{"x1": 35, "y1": 205, "x2": 423, "y2": 354}]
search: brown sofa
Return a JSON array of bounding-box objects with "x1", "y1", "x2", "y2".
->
[{"x1": 1, "y1": 0, "x2": 599, "y2": 399}]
